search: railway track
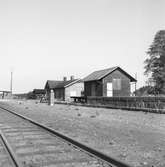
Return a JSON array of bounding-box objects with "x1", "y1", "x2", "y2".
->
[
  {"x1": 0, "y1": 105, "x2": 132, "y2": 167},
  {"x1": 0, "y1": 130, "x2": 21, "y2": 167}
]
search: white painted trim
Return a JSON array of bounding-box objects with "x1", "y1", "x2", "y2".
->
[{"x1": 64, "y1": 79, "x2": 82, "y2": 88}]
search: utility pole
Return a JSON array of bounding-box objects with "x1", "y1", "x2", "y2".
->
[
  {"x1": 10, "y1": 71, "x2": 13, "y2": 94},
  {"x1": 135, "y1": 73, "x2": 137, "y2": 96}
]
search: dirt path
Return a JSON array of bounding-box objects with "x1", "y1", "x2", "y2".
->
[{"x1": 1, "y1": 100, "x2": 165, "y2": 167}]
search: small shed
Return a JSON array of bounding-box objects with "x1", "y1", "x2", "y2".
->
[
  {"x1": 45, "y1": 77, "x2": 84, "y2": 102},
  {"x1": 45, "y1": 80, "x2": 61, "y2": 98},
  {"x1": 32, "y1": 89, "x2": 46, "y2": 99},
  {"x1": 83, "y1": 66, "x2": 136, "y2": 97}
]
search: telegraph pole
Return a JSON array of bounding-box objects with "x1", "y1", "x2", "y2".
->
[
  {"x1": 10, "y1": 70, "x2": 13, "y2": 94},
  {"x1": 135, "y1": 73, "x2": 137, "y2": 96}
]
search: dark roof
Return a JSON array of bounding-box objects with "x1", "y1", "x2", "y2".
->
[
  {"x1": 45, "y1": 80, "x2": 62, "y2": 89},
  {"x1": 83, "y1": 66, "x2": 136, "y2": 82},
  {"x1": 83, "y1": 67, "x2": 117, "y2": 82},
  {"x1": 45, "y1": 79, "x2": 80, "y2": 89}
]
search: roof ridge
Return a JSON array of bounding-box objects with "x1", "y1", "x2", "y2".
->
[
  {"x1": 83, "y1": 66, "x2": 121, "y2": 82},
  {"x1": 93, "y1": 66, "x2": 118, "y2": 73},
  {"x1": 98, "y1": 66, "x2": 119, "y2": 80},
  {"x1": 47, "y1": 80, "x2": 62, "y2": 82}
]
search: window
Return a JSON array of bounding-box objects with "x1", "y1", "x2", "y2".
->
[{"x1": 113, "y1": 79, "x2": 121, "y2": 90}]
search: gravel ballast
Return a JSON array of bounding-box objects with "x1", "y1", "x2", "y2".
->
[{"x1": 0, "y1": 100, "x2": 165, "y2": 167}]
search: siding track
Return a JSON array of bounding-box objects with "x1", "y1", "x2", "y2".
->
[{"x1": 0, "y1": 105, "x2": 132, "y2": 167}]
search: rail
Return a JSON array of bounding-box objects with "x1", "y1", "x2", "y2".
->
[
  {"x1": 0, "y1": 130, "x2": 23, "y2": 167},
  {"x1": 0, "y1": 105, "x2": 132, "y2": 167}
]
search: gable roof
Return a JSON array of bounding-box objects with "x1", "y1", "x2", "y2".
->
[
  {"x1": 55, "y1": 79, "x2": 78, "y2": 88},
  {"x1": 45, "y1": 80, "x2": 62, "y2": 89},
  {"x1": 83, "y1": 66, "x2": 136, "y2": 82},
  {"x1": 45, "y1": 79, "x2": 81, "y2": 89}
]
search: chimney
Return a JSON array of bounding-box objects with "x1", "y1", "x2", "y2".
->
[
  {"x1": 63, "y1": 77, "x2": 67, "y2": 81},
  {"x1": 70, "y1": 75, "x2": 74, "y2": 81}
]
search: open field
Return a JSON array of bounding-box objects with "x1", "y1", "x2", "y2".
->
[{"x1": 1, "y1": 100, "x2": 165, "y2": 167}]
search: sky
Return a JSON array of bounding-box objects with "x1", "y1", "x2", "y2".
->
[{"x1": 0, "y1": 0, "x2": 165, "y2": 93}]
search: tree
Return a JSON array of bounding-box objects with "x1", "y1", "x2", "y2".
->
[
  {"x1": 134, "y1": 86, "x2": 155, "y2": 96},
  {"x1": 144, "y1": 30, "x2": 165, "y2": 94}
]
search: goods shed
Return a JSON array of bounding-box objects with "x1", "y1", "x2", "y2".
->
[{"x1": 83, "y1": 66, "x2": 136, "y2": 97}]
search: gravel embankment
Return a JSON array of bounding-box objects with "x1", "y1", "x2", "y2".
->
[{"x1": 0, "y1": 100, "x2": 165, "y2": 167}]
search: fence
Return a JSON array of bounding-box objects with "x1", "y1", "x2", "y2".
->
[{"x1": 86, "y1": 96, "x2": 165, "y2": 113}]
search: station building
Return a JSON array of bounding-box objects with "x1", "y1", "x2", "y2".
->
[{"x1": 45, "y1": 76, "x2": 84, "y2": 102}]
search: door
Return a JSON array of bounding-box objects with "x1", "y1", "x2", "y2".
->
[{"x1": 107, "y1": 82, "x2": 113, "y2": 97}]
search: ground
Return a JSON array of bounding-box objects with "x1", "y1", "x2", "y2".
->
[{"x1": 1, "y1": 100, "x2": 165, "y2": 167}]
